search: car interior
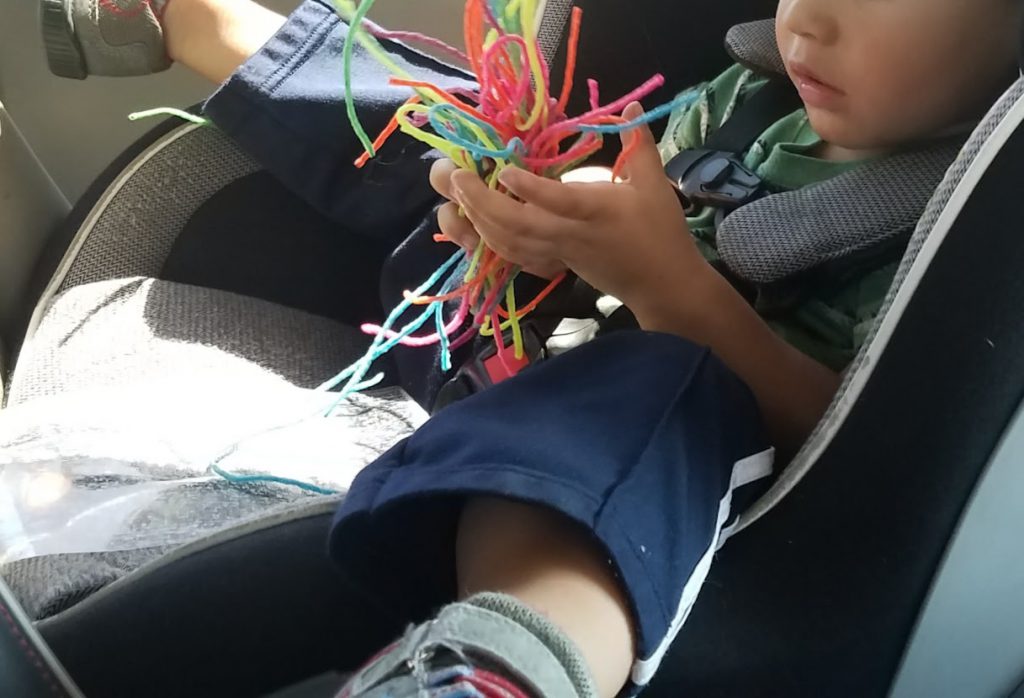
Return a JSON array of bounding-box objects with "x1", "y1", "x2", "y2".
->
[{"x1": 1, "y1": 1, "x2": 1024, "y2": 696}]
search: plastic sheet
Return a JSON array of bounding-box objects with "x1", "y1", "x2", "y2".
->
[{"x1": 0, "y1": 381, "x2": 426, "y2": 564}]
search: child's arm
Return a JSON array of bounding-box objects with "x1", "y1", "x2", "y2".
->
[
  {"x1": 634, "y1": 270, "x2": 841, "y2": 455},
  {"x1": 442, "y1": 103, "x2": 839, "y2": 453}
]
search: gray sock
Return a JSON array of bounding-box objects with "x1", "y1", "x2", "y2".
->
[
  {"x1": 468, "y1": 592, "x2": 599, "y2": 698},
  {"x1": 336, "y1": 593, "x2": 602, "y2": 697}
]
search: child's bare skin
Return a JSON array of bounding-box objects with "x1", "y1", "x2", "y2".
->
[
  {"x1": 159, "y1": 1, "x2": 1022, "y2": 695},
  {"x1": 163, "y1": 0, "x2": 284, "y2": 83}
]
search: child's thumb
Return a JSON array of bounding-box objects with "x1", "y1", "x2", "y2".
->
[{"x1": 619, "y1": 102, "x2": 664, "y2": 184}]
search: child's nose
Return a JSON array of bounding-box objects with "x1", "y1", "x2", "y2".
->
[{"x1": 779, "y1": 0, "x2": 839, "y2": 46}]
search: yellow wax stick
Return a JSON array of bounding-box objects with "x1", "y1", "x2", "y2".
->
[{"x1": 505, "y1": 284, "x2": 525, "y2": 359}]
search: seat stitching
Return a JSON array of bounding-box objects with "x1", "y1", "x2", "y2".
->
[{"x1": 0, "y1": 602, "x2": 64, "y2": 695}]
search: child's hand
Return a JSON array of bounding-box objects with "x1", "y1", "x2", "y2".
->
[
  {"x1": 445, "y1": 102, "x2": 712, "y2": 318},
  {"x1": 434, "y1": 105, "x2": 841, "y2": 452},
  {"x1": 429, "y1": 159, "x2": 566, "y2": 280}
]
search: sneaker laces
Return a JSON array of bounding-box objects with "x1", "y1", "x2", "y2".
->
[
  {"x1": 425, "y1": 666, "x2": 532, "y2": 698},
  {"x1": 336, "y1": 651, "x2": 532, "y2": 698}
]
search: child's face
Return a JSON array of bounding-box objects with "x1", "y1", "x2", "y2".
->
[{"x1": 776, "y1": 0, "x2": 1021, "y2": 151}]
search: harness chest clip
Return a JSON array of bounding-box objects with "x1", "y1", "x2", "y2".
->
[
  {"x1": 665, "y1": 148, "x2": 767, "y2": 212},
  {"x1": 432, "y1": 321, "x2": 547, "y2": 412}
]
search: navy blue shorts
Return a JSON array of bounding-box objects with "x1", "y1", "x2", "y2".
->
[{"x1": 329, "y1": 332, "x2": 773, "y2": 688}]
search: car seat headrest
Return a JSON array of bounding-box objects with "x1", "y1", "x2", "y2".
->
[{"x1": 725, "y1": 19, "x2": 786, "y2": 77}]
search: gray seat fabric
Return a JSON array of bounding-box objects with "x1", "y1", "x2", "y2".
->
[
  {"x1": 52, "y1": 126, "x2": 261, "y2": 295},
  {"x1": 717, "y1": 139, "x2": 964, "y2": 285},
  {"x1": 0, "y1": 575, "x2": 83, "y2": 697},
  {"x1": 10, "y1": 277, "x2": 368, "y2": 406},
  {"x1": 537, "y1": 0, "x2": 573, "y2": 64},
  {"x1": 2, "y1": 128, "x2": 368, "y2": 617},
  {"x1": 4, "y1": 277, "x2": 368, "y2": 617},
  {"x1": 725, "y1": 19, "x2": 786, "y2": 76},
  {"x1": 3, "y1": 548, "x2": 172, "y2": 621}
]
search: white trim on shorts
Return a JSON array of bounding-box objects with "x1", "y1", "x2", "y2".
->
[{"x1": 631, "y1": 446, "x2": 775, "y2": 686}]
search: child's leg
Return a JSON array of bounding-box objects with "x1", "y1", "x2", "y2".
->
[
  {"x1": 332, "y1": 332, "x2": 776, "y2": 697},
  {"x1": 42, "y1": 0, "x2": 281, "y2": 80},
  {"x1": 458, "y1": 498, "x2": 635, "y2": 697},
  {"x1": 163, "y1": 0, "x2": 285, "y2": 83}
]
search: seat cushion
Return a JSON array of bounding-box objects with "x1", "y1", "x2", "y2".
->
[
  {"x1": 2, "y1": 547, "x2": 171, "y2": 621},
  {"x1": 8, "y1": 277, "x2": 370, "y2": 406},
  {"x1": 1, "y1": 278, "x2": 381, "y2": 619}
]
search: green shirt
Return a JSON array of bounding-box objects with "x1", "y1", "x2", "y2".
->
[{"x1": 659, "y1": 64, "x2": 898, "y2": 371}]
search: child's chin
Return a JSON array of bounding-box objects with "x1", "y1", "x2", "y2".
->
[{"x1": 804, "y1": 109, "x2": 871, "y2": 150}]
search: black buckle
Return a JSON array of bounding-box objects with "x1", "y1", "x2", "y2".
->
[
  {"x1": 432, "y1": 321, "x2": 546, "y2": 412},
  {"x1": 664, "y1": 149, "x2": 766, "y2": 212}
]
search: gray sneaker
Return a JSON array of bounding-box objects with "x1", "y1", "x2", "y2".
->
[
  {"x1": 338, "y1": 594, "x2": 598, "y2": 698},
  {"x1": 41, "y1": 0, "x2": 172, "y2": 79}
]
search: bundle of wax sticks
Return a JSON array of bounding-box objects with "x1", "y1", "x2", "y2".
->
[{"x1": 320, "y1": 0, "x2": 696, "y2": 406}]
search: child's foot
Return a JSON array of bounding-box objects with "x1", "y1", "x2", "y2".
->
[
  {"x1": 41, "y1": 0, "x2": 172, "y2": 79},
  {"x1": 338, "y1": 593, "x2": 598, "y2": 697}
]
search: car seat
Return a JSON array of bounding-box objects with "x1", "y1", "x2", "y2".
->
[{"x1": 3, "y1": 1, "x2": 1024, "y2": 696}]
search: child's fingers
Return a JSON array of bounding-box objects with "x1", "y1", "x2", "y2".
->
[
  {"x1": 429, "y1": 158, "x2": 459, "y2": 199},
  {"x1": 450, "y1": 169, "x2": 525, "y2": 227},
  {"x1": 437, "y1": 201, "x2": 480, "y2": 251},
  {"x1": 453, "y1": 170, "x2": 574, "y2": 240},
  {"x1": 452, "y1": 177, "x2": 561, "y2": 265},
  {"x1": 619, "y1": 102, "x2": 665, "y2": 186},
  {"x1": 497, "y1": 167, "x2": 599, "y2": 220},
  {"x1": 475, "y1": 223, "x2": 560, "y2": 271},
  {"x1": 452, "y1": 185, "x2": 514, "y2": 245}
]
